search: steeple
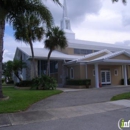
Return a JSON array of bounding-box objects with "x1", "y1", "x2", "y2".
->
[
  {"x1": 61, "y1": 0, "x2": 75, "y2": 39},
  {"x1": 63, "y1": 0, "x2": 67, "y2": 18}
]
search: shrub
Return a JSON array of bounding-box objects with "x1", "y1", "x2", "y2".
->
[
  {"x1": 31, "y1": 75, "x2": 57, "y2": 90},
  {"x1": 66, "y1": 79, "x2": 91, "y2": 86},
  {"x1": 6, "y1": 80, "x2": 14, "y2": 84},
  {"x1": 121, "y1": 79, "x2": 130, "y2": 85},
  {"x1": 15, "y1": 80, "x2": 32, "y2": 87},
  {"x1": 1, "y1": 79, "x2": 5, "y2": 83}
]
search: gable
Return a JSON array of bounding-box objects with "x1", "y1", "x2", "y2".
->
[
  {"x1": 110, "y1": 54, "x2": 130, "y2": 60},
  {"x1": 82, "y1": 52, "x2": 108, "y2": 61}
]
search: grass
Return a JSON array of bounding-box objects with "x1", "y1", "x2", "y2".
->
[
  {"x1": 0, "y1": 86, "x2": 62, "y2": 114},
  {"x1": 111, "y1": 92, "x2": 130, "y2": 101}
]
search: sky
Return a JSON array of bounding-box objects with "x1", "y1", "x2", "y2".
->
[{"x1": 3, "y1": 0, "x2": 130, "y2": 62}]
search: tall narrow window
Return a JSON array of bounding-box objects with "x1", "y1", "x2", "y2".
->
[
  {"x1": 70, "y1": 67, "x2": 74, "y2": 79},
  {"x1": 114, "y1": 69, "x2": 118, "y2": 76},
  {"x1": 66, "y1": 68, "x2": 68, "y2": 77}
]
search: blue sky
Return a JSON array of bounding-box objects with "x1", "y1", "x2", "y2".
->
[{"x1": 3, "y1": 0, "x2": 130, "y2": 62}]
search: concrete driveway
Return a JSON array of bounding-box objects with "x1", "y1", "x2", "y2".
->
[
  {"x1": 0, "y1": 86, "x2": 130, "y2": 129},
  {"x1": 27, "y1": 86, "x2": 130, "y2": 111}
]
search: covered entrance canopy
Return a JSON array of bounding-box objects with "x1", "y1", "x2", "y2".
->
[
  {"x1": 83, "y1": 50, "x2": 130, "y2": 88},
  {"x1": 65, "y1": 50, "x2": 130, "y2": 88}
]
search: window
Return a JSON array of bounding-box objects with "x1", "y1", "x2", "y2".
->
[
  {"x1": 86, "y1": 50, "x2": 92, "y2": 54},
  {"x1": 38, "y1": 60, "x2": 58, "y2": 76},
  {"x1": 74, "y1": 49, "x2": 80, "y2": 54},
  {"x1": 94, "y1": 50, "x2": 99, "y2": 52},
  {"x1": 74, "y1": 49, "x2": 93, "y2": 55},
  {"x1": 93, "y1": 69, "x2": 95, "y2": 76},
  {"x1": 50, "y1": 61, "x2": 58, "y2": 74},
  {"x1": 114, "y1": 69, "x2": 118, "y2": 76},
  {"x1": 66, "y1": 68, "x2": 69, "y2": 77},
  {"x1": 70, "y1": 68, "x2": 74, "y2": 79}
]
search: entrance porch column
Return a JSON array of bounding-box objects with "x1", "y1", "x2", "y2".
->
[
  {"x1": 123, "y1": 64, "x2": 128, "y2": 86},
  {"x1": 95, "y1": 64, "x2": 99, "y2": 88}
]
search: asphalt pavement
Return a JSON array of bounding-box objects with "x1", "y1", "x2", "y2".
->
[{"x1": 0, "y1": 86, "x2": 130, "y2": 130}]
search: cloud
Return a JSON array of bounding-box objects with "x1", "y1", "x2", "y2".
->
[
  {"x1": 122, "y1": 12, "x2": 130, "y2": 26},
  {"x1": 3, "y1": 50, "x2": 14, "y2": 62},
  {"x1": 3, "y1": 34, "x2": 44, "y2": 62},
  {"x1": 44, "y1": 0, "x2": 102, "y2": 25}
]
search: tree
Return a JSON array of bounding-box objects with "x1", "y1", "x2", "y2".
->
[
  {"x1": 0, "y1": 0, "x2": 61, "y2": 98},
  {"x1": 13, "y1": 13, "x2": 44, "y2": 78},
  {"x1": 3, "y1": 60, "x2": 26, "y2": 82},
  {"x1": 12, "y1": 60, "x2": 26, "y2": 82},
  {"x1": 3, "y1": 61, "x2": 13, "y2": 82},
  {"x1": 45, "y1": 26, "x2": 68, "y2": 76}
]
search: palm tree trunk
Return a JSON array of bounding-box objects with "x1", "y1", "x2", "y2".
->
[
  {"x1": 14, "y1": 72, "x2": 22, "y2": 82},
  {"x1": 29, "y1": 40, "x2": 37, "y2": 78},
  {"x1": 0, "y1": 19, "x2": 5, "y2": 98},
  {"x1": 46, "y1": 50, "x2": 52, "y2": 76}
]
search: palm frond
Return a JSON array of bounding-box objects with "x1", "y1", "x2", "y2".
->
[
  {"x1": 45, "y1": 26, "x2": 68, "y2": 51},
  {"x1": 112, "y1": 0, "x2": 126, "y2": 4}
]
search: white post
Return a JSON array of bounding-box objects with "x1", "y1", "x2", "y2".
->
[
  {"x1": 86, "y1": 63, "x2": 87, "y2": 79},
  {"x1": 95, "y1": 64, "x2": 99, "y2": 88},
  {"x1": 123, "y1": 64, "x2": 127, "y2": 86}
]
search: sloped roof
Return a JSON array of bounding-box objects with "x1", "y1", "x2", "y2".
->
[
  {"x1": 91, "y1": 50, "x2": 130, "y2": 61},
  {"x1": 17, "y1": 47, "x2": 82, "y2": 60},
  {"x1": 88, "y1": 50, "x2": 130, "y2": 64},
  {"x1": 68, "y1": 39, "x2": 130, "y2": 52},
  {"x1": 65, "y1": 49, "x2": 112, "y2": 65}
]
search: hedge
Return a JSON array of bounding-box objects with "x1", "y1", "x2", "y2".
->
[
  {"x1": 121, "y1": 79, "x2": 130, "y2": 85},
  {"x1": 15, "y1": 80, "x2": 32, "y2": 87},
  {"x1": 6, "y1": 80, "x2": 14, "y2": 84},
  {"x1": 66, "y1": 79, "x2": 91, "y2": 86}
]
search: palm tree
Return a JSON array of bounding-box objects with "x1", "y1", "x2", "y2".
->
[
  {"x1": 12, "y1": 60, "x2": 27, "y2": 82},
  {"x1": 13, "y1": 13, "x2": 44, "y2": 78},
  {"x1": 45, "y1": 26, "x2": 68, "y2": 76},
  {"x1": 0, "y1": 0, "x2": 61, "y2": 98}
]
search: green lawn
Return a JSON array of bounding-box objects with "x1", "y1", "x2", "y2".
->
[
  {"x1": 0, "y1": 86, "x2": 62, "y2": 114},
  {"x1": 111, "y1": 92, "x2": 130, "y2": 101}
]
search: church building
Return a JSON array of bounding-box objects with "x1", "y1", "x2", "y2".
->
[{"x1": 14, "y1": 0, "x2": 130, "y2": 88}]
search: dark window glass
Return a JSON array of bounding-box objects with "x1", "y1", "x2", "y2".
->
[
  {"x1": 94, "y1": 50, "x2": 99, "y2": 52},
  {"x1": 74, "y1": 49, "x2": 80, "y2": 54},
  {"x1": 50, "y1": 61, "x2": 58, "y2": 74},
  {"x1": 38, "y1": 60, "x2": 40, "y2": 76},
  {"x1": 86, "y1": 50, "x2": 92, "y2": 54},
  {"x1": 74, "y1": 49, "x2": 93, "y2": 55},
  {"x1": 70, "y1": 68, "x2": 74, "y2": 79},
  {"x1": 81, "y1": 49, "x2": 86, "y2": 54}
]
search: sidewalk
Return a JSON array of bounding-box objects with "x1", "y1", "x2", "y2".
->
[{"x1": 1, "y1": 100, "x2": 130, "y2": 128}]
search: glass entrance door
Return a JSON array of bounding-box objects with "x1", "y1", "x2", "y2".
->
[{"x1": 101, "y1": 70, "x2": 111, "y2": 85}]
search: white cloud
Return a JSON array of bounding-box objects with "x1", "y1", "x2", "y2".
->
[{"x1": 3, "y1": 34, "x2": 44, "y2": 62}]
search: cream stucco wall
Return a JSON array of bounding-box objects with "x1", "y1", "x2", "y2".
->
[
  {"x1": 87, "y1": 65, "x2": 123, "y2": 87},
  {"x1": 56, "y1": 47, "x2": 74, "y2": 55},
  {"x1": 68, "y1": 64, "x2": 124, "y2": 87}
]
